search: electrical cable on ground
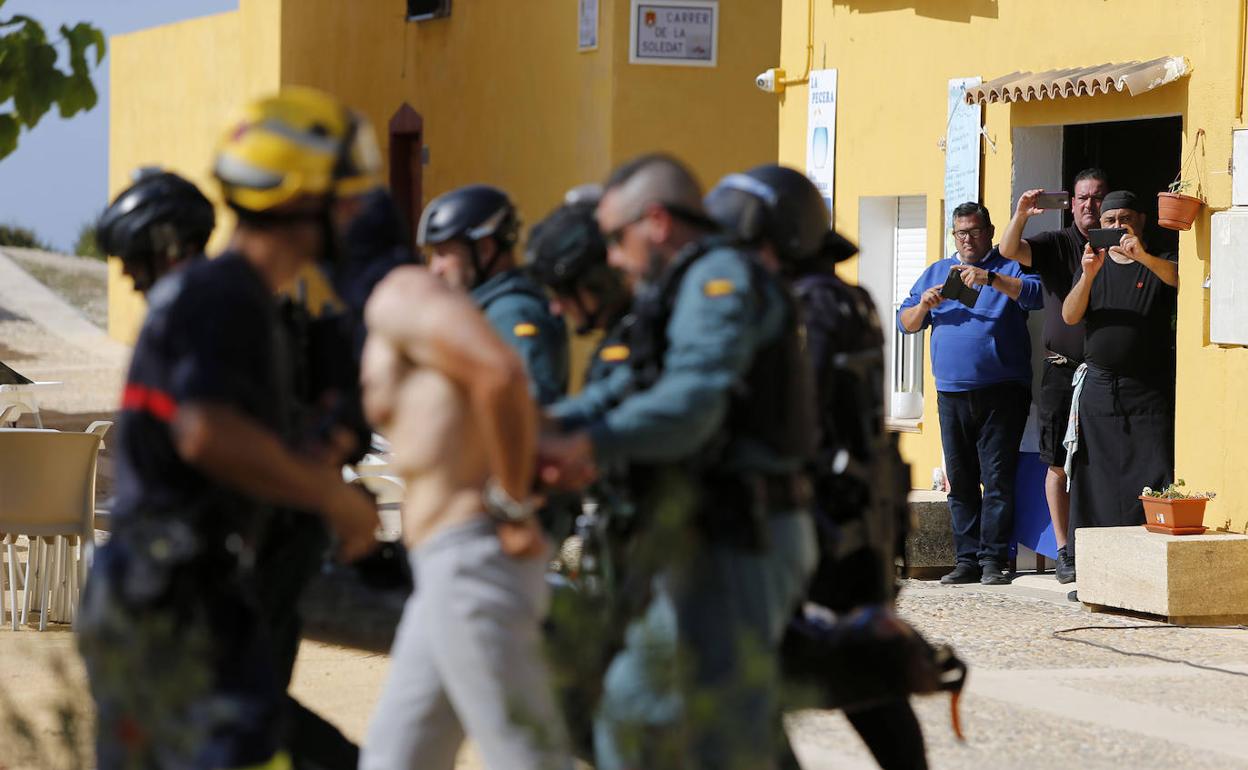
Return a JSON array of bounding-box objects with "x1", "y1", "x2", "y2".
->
[{"x1": 1052, "y1": 624, "x2": 1248, "y2": 678}]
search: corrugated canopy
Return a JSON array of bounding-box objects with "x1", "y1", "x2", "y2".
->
[{"x1": 964, "y1": 56, "x2": 1190, "y2": 105}]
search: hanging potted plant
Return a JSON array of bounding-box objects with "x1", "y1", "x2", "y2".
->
[
  {"x1": 1158, "y1": 129, "x2": 1206, "y2": 231},
  {"x1": 1139, "y1": 479, "x2": 1216, "y2": 535}
]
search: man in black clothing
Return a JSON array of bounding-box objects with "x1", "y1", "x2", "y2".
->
[
  {"x1": 1061, "y1": 190, "x2": 1178, "y2": 563},
  {"x1": 706, "y1": 165, "x2": 928, "y2": 770},
  {"x1": 999, "y1": 168, "x2": 1108, "y2": 582}
]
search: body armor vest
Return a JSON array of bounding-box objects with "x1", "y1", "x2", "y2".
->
[
  {"x1": 627, "y1": 239, "x2": 817, "y2": 469},
  {"x1": 793, "y1": 269, "x2": 910, "y2": 610}
]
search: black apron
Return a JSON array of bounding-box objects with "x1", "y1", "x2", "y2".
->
[{"x1": 1067, "y1": 363, "x2": 1174, "y2": 557}]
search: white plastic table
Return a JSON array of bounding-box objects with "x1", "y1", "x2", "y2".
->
[{"x1": 0, "y1": 381, "x2": 63, "y2": 428}]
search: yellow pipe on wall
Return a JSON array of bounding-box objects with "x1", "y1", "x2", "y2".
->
[
  {"x1": 1237, "y1": 0, "x2": 1247, "y2": 121},
  {"x1": 781, "y1": 0, "x2": 815, "y2": 87}
]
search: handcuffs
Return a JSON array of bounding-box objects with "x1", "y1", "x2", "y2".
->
[{"x1": 483, "y1": 477, "x2": 540, "y2": 523}]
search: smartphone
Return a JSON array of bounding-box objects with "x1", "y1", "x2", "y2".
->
[
  {"x1": 1088, "y1": 227, "x2": 1128, "y2": 251},
  {"x1": 1035, "y1": 191, "x2": 1071, "y2": 210},
  {"x1": 939, "y1": 267, "x2": 979, "y2": 308}
]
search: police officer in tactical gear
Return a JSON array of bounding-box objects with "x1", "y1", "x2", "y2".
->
[
  {"x1": 708, "y1": 165, "x2": 928, "y2": 770},
  {"x1": 417, "y1": 184, "x2": 569, "y2": 405},
  {"x1": 527, "y1": 193, "x2": 636, "y2": 758},
  {"x1": 528, "y1": 198, "x2": 630, "y2": 374},
  {"x1": 78, "y1": 87, "x2": 381, "y2": 770},
  {"x1": 95, "y1": 168, "x2": 215, "y2": 293},
  {"x1": 540, "y1": 154, "x2": 818, "y2": 770}
]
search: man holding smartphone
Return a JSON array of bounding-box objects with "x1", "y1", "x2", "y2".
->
[
  {"x1": 999, "y1": 168, "x2": 1109, "y2": 584},
  {"x1": 898, "y1": 202, "x2": 1042, "y2": 586},
  {"x1": 1061, "y1": 190, "x2": 1178, "y2": 571}
]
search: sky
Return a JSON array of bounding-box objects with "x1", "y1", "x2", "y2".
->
[{"x1": 0, "y1": 0, "x2": 239, "y2": 251}]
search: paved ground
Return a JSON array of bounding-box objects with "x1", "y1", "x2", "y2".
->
[
  {"x1": 3, "y1": 255, "x2": 1247, "y2": 768},
  {"x1": 789, "y1": 576, "x2": 1248, "y2": 769}
]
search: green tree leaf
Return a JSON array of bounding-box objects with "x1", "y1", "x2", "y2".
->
[
  {"x1": 0, "y1": 113, "x2": 19, "y2": 158},
  {"x1": 0, "y1": 13, "x2": 104, "y2": 160}
]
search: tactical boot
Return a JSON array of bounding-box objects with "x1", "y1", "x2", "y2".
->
[
  {"x1": 940, "y1": 564, "x2": 981, "y2": 584},
  {"x1": 980, "y1": 561, "x2": 1011, "y2": 585},
  {"x1": 1055, "y1": 546, "x2": 1076, "y2": 584}
]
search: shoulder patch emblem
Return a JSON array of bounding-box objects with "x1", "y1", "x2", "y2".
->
[
  {"x1": 599, "y1": 344, "x2": 630, "y2": 362},
  {"x1": 703, "y1": 278, "x2": 735, "y2": 297},
  {"x1": 512, "y1": 322, "x2": 539, "y2": 337}
]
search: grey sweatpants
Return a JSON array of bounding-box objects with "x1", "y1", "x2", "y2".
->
[{"x1": 360, "y1": 519, "x2": 572, "y2": 770}]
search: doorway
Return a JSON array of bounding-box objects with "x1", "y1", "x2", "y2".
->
[
  {"x1": 389, "y1": 104, "x2": 424, "y2": 249},
  {"x1": 1007, "y1": 114, "x2": 1183, "y2": 561},
  {"x1": 1063, "y1": 116, "x2": 1182, "y2": 255}
]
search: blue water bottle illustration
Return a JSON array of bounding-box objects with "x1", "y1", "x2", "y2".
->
[{"x1": 812, "y1": 125, "x2": 829, "y2": 169}]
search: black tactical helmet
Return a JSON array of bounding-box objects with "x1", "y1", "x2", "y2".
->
[
  {"x1": 96, "y1": 168, "x2": 215, "y2": 267},
  {"x1": 527, "y1": 202, "x2": 626, "y2": 334},
  {"x1": 705, "y1": 164, "x2": 857, "y2": 264},
  {"x1": 416, "y1": 184, "x2": 519, "y2": 252},
  {"x1": 527, "y1": 204, "x2": 607, "y2": 291},
  {"x1": 563, "y1": 183, "x2": 603, "y2": 209}
]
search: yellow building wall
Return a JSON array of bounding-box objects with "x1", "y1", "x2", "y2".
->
[
  {"x1": 777, "y1": 0, "x2": 1248, "y2": 530},
  {"x1": 109, "y1": 0, "x2": 781, "y2": 388},
  {"x1": 107, "y1": 0, "x2": 282, "y2": 343},
  {"x1": 606, "y1": 0, "x2": 782, "y2": 189},
  {"x1": 276, "y1": 0, "x2": 617, "y2": 249}
]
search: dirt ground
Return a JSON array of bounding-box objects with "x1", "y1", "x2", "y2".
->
[{"x1": 0, "y1": 619, "x2": 495, "y2": 769}]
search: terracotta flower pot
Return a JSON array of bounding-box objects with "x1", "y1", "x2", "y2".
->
[
  {"x1": 1139, "y1": 496, "x2": 1209, "y2": 534},
  {"x1": 1157, "y1": 192, "x2": 1203, "y2": 231}
]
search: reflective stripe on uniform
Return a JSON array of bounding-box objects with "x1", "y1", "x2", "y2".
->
[{"x1": 121, "y1": 383, "x2": 178, "y2": 423}]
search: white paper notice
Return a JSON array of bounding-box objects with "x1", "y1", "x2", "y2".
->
[
  {"x1": 806, "y1": 69, "x2": 838, "y2": 216},
  {"x1": 944, "y1": 77, "x2": 983, "y2": 254},
  {"x1": 579, "y1": 0, "x2": 599, "y2": 51}
]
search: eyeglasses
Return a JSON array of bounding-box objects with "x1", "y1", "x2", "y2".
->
[
  {"x1": 603, "y1": 204, "x2": 717, "y2": 246},
  {"x1": 951, "y1": 228, "x2": 985, "y2": 242},
  {"x1": 603, "y1": 212, "x2": 646, "y2": 247}
]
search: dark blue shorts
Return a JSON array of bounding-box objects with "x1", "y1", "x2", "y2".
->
[{"x1": 78, "y1": 526, "x2": 285, "y2": 770}]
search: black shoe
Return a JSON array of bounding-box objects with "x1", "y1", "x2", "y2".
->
[
  {"x1": 1055, "y1": 547, "x2": 1076, "y2": 584},
  {"x1": 940, "y1": 564, "x2": 982, "y2": 584},
  {"x1": 1067, "y1": 590, "x2": 1079, "y2": 602},
  {"x1": 980, "y1": 562, "x2": 1011, "y2": 585}
]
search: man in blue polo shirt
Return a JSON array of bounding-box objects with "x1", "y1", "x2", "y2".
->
[{"x1": 898, "y1": 202, "x2": 1042, "y2": 585}]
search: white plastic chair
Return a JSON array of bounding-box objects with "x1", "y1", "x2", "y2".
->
[{"x1": 0, "y1": 428, "x2": 103, "y2": 630}]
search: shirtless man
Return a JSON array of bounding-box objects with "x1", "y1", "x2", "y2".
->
[{"x1": 358, "y1": 266, "x2": 573, "y2": 770}]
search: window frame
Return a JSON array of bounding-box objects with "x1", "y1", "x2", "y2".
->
[{"x1": 407, "y1": 0, "x2": 452, "y2": 22}]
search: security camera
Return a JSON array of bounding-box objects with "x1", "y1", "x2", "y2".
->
[{"x1": 755, "y1": 68, "x2": 786, "y2": 95}]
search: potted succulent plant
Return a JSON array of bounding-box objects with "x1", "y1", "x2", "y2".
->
[
  {"x1": 1158, "y1": 128, "x2": 1207, "y2": 232},
  {"x1": 1139, "y1": 479, "x2": 1215, "y2": 535},
  {"x1": 1157, "y1": 179, "x2": 1204, "y2": 231}
]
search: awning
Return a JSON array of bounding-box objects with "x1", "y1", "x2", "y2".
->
[{"x1": 963, "y1": 56, "x2": 1190, "y2": 105}]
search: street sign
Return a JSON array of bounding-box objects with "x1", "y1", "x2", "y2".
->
[{"x1": 629, "y1": 0, "x2": 718, "y2": 67}]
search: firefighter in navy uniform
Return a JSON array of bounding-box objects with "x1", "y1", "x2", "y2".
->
[
  {"x1": 96, "y1": 139, "x2": 409, "y2": 770},
  {"x1": 540, "y1": 154, "x2": 818, "y2": 770},
  {"x1": 77, "y1": 87, "x2": 380, "y2": 770},
  {"x1": 417, "y1": 184, "x2": 569, "y2": 405},
  {"x1": 707, "y1": 165, "x2": 929, "y2": 770}
]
